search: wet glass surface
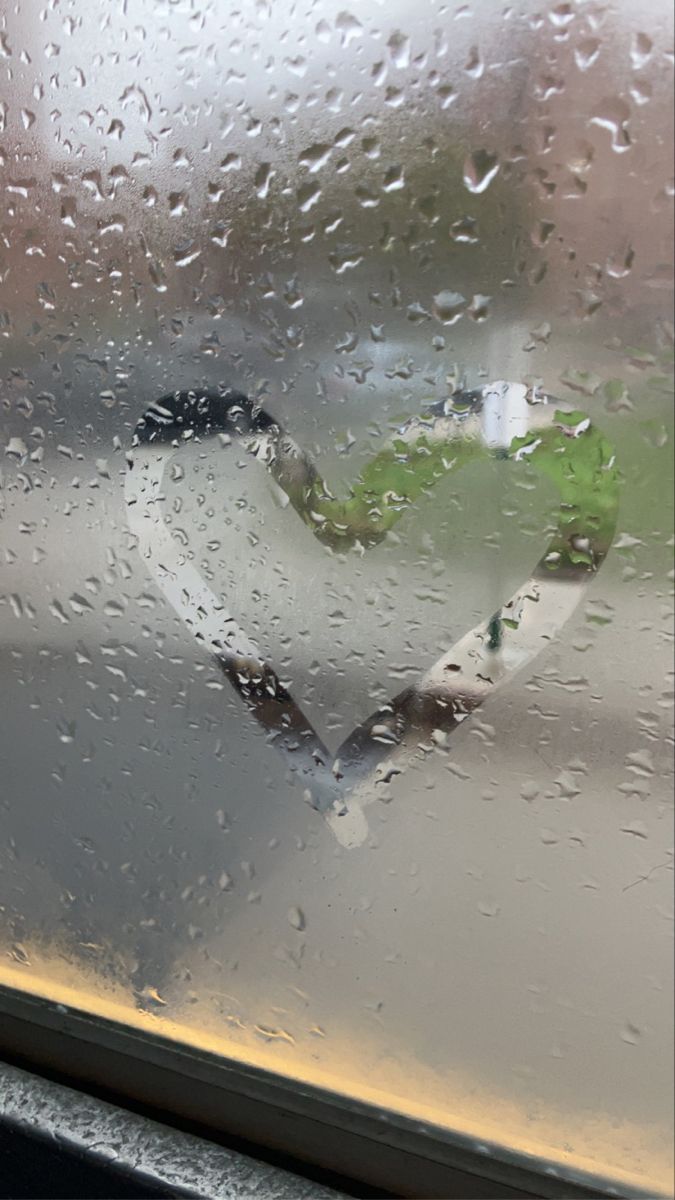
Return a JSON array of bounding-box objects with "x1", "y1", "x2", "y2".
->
[{"x1": 0, "y1": 0, "x2": 673, "y2": 1193}]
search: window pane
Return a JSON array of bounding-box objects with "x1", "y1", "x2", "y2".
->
[{"x1": 1, "y1": 0, "x2": 672, "y2": 1194}]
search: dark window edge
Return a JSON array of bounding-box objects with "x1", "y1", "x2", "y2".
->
[{"x1": 0, "y1": 982, "x2": 663, "y2": 1200}]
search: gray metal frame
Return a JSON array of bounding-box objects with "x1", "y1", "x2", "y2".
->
[{"x1": 0, "y1": 1059, "x2": 345, "y2": 1200}]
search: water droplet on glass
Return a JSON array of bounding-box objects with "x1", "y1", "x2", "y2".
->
[
  {"x1": 631, "y1": 32, "x2": 653, "y2": 69},
  {"x1": 464, "y1": 46, "x2": 483, "y2": 79},
  {"x1": 387, "y1": 31, "x2": 410, "y2": 69},
  {"x1": 297, "y1": 181, "x2": 321, "y2": 213},
  {"x1": 335, "y1": 11, "x2": 363, "y2": 48},
  {"x1": 463, "y1": 149, "x2": 500, "y2": 194},
  {"x1": 287, "y1": 906, "x2": 306, "y2": 931},
  {"x1": 433, "y1": 290, "x2": 466, "y2": 324},
  {"x1": 450, "y1": 215, "x2": 479, "y2": 243},
  {"x1": 575, "y1": 37, "x2": 600, "y2": 71}
]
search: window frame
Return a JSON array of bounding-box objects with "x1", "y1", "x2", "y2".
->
[{"x1": 0, "y1": 981, "x2": 659, "y2": 1200}]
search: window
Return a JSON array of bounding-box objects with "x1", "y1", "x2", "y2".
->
[{"x1": 1, "y1": 1, "x2": 672, "y2": 1195}]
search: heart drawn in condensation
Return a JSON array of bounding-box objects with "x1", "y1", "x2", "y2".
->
[{"x1": 125, "y1": 382, "x2": 619, "y2": 847}]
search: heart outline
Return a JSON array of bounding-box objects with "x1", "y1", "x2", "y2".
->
[{"x1": 125, "y1": 384, "x2": 619, "y2": 844}]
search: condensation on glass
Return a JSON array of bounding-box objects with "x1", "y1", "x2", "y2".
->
[{"x1": 0, "y1": 0, "x2": 672, "y2": 1194}]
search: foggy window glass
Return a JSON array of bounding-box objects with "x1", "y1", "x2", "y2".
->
[{"x1": 0, "y1": 0, "x2": 673, "y2": 1194}]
